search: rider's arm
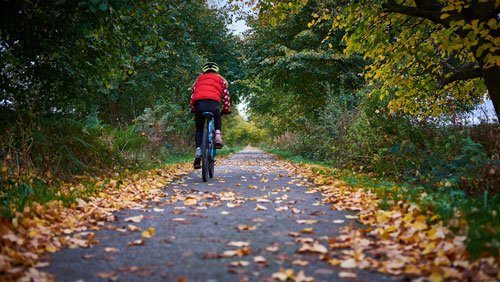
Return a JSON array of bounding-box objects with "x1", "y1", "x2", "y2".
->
[
  {"x1": 221, "y1": 78, "x2": 230, "y2": 114},
  {"x1": 190, "y1": 81, "x2": 197, "y2": 112}
]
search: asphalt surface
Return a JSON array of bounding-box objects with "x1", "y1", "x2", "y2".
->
[{"x1": 45, "y1": 148, "x2": 402, "y2": 282}]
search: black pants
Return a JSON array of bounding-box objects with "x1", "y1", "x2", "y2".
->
[{"x1": 194, "y1": 100, "x2": 221, "y2": 148}]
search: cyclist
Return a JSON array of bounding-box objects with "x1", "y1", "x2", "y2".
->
[{"x1": 190, "y1": 62, "x2": 230, "y2": 169}]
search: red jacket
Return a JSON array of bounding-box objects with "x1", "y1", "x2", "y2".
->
[{"x1": 190, "y1": 73, "x2": 230, "y2": 113}]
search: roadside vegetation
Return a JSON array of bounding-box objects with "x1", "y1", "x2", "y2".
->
[{"x1": 239, "y1": 0, "x2": 499, "y2": 257}]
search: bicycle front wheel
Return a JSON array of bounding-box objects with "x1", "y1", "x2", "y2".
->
[{"x1": 201, "y1": 120, "x2": 209, "y2": 182}]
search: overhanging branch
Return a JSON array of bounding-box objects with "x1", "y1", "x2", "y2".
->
[
  {"x1": 438, "y1": 67, "x2": 483, "y2": 87},
  {"x1": 382, "y1": 0, "x2": 448, "y2": 26}
]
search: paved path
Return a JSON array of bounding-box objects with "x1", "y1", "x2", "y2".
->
[{"x1": 46, "y1": 148, "x2": 400, "y2": 282}]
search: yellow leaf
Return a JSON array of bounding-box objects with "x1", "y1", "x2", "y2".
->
[
  {"x1": 422, "y1": 241, "x2": 436, "y2": 255},
  {"x1": 183, "y1": 197, "x2": 197, "y2": 206},
  {"x1": 45, "y1": 245, "x2": 57, "y2": 253},
  {"x1": 440, "y1": 13, "x2": 450, "y2": 19},
  {"x1": 296, "y1": 219, "x2": 318, "y2": 224},
  {"x1": 300, "y1": 227, "x2": 314, "y2": 234},
  {"x1": 141, "y1": 227, "x2": 155, "y2": 238}
]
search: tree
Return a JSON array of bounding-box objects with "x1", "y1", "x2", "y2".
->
[
  {"x1": 242, "y1": 0, "x2": 500, "y2": 120},
  {"x1": 242, "y1": 0, "x2": 364, "y2": 134}
]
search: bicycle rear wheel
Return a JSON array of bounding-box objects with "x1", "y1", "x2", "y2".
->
[
  {"x1": 201, "y1": 120, "x2": 209, "y2": 182},
  {"x1": 208, "y1": 141, "x2": 215, "y2": 178}
]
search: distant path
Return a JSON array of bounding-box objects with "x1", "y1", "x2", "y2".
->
[{"x1": 46, "y1": 147, "x2": 401, "y2": 281}]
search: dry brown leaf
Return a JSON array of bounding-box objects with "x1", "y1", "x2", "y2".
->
[
  {"x1": 237, "y1": 225, "x2": 256, "y2": 231},
  {"x1": 124, "y1": 215, "x2": 144, "y2": 223},
  {"x1": 104, "y1": 247, "x2": 120, "y2": 253},
  {"x1": 292, "y1": 259, "x2": 309, "y2": 266},
  {"x1": 340, "y1": 258, "x2": 357, "y2": 268},
  {"x1": 128, "y1": 224, "x2": 141, "y2": 232},
  {"x1": 230, "y1": 260, "x2": 250, "y2": 267},
  {"x1": 338, "y1": 271, "x2": 357, "y2": 278},
  {"x1": 255, "y1": 204, "x2": 267, "y2": 211},
  {"x1": 295, "y1": 270, "x2": 315, "y2": 282},
  {"x1": 296, "y1": 219, "x2": 318, "y2": 224},
  {"x1": 253, "y1": 256, "x2": 267, "y2": 264},
  {"x1": 266, "y1": 245, "x2": 279, "y2": 252},
  {"x1": 228, "y1": 241, "x2": 250, "y2": 247},
  {"x1": 297, "y1": 242, "x2": 328, "y2": 254},
  {"x1": 128, "y1": 239, "x2": 145, "y2": 246}
]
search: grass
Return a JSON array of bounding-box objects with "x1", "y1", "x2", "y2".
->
[
  {"x1": 263, "y1": 147, "x2": 499, "y2": 258},
  {"x1": 0, "y1": 145, "x2": 244, "y2": 220}
]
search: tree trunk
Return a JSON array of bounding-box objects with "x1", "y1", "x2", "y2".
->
[{"x1": 481, "y1": 66, "x2": 500, "y2": 121}]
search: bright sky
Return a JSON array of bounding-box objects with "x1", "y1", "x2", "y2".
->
[{"x1": 208, "y1": 0, "x2": 250, "y2": 35}]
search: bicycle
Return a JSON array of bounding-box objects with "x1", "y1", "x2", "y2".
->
[{"x1": 200, "y1": 112, "x2": 216, "y2": 182}]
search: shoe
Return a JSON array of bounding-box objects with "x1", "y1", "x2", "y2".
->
[
  {"x1": 193, "y1": 147, "x2": 201, "y2": 169},
  {"x1": 215, "y1": 131, "x2": 223, "y2": 149}
]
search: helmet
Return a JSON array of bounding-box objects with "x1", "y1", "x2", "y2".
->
[{"x1": 202, "y1": 62, "x2": 219, "y2": 73}]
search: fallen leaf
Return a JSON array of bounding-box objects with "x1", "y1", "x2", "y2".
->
[
  {"x1": 272, "y1": 268, "x2": 294, "y2": 281},
  {"x1": 124, "y1": 215, "x2": 144, "y2": 223},
  {"x1": 301, "y1": 228, "x2": 314, "y2": 234},
  {"x1": 230, "y1": 260, "x2": 250, "y2": 267},
  {"x1": 128, "y1": 239, "x2": 145, "y2": 246},
  {"x1": 184, "y1": 197, "x2": 197, "y2": 206},
  {"x1": 255, "y1": 204, "x2": 267, "y2": 211},
  {"x1": 128, "y1": 224, "x2": 141, "y2": 232},
  {"x1": 295, "y1": 270, "x2": 314, "y2": 282},
  {"x1": 104, "y1": 247, "x2": 120, "y2": 253},
  {"x1": 266, "y1": 245, "x2": 279, "y2": 252},
  {"x1": 332, "y1": 219, "x2": 345, "y2": 224},
  {"x1": 228, "y1": 241, "x2": 250, "y2": 247},
  {"x1": 237, "y1": 225, "x2": 256, "y2": 231},
  {"x1": 296, "y1": 219, "x2": 318, "y2": 224},
  {"x1": 141, "y1": 227, "x2": 155, "y2": 238},
  {"x1": 340, "y1": 258, "x2": 357, "y2": 268},
  {"x1": 275, "y1": 206, "x2": 289, "y2": 211},
  {"x1": 247, "y1": 185, "x2": 258, "y2": 189},
  {"x1": 339, "y1": 271, "x2": 357, "y2": 278},
  {"x1": 96, "y1": 271, "x2": 117, "y2": 279},
  {"x1": 253, "y1": 256, "x2": 267, "y2": 264},
  {"x1": 298, "y1": 242, "x2": 328, "y2": 254},
  {"x1": 292, "y1": 259, "x2": 309, "y2": 266},
  {"x1": 153, "y1": 208, "x2": 164, "y2": 212}
]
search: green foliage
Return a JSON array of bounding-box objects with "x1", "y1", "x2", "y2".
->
[
  {"x1": 0, "y1": 0, "x2": 244, "y2": 179},
  {"x1": 224, "y1": 113, "x2": 269, "y2": 146}
]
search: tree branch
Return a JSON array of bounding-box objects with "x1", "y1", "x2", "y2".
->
[
  {"x1": 438, "y1": 67, "x2": 483, "y2": 87},
  {"x1": 382, "y1": 0, "x2": 448, "y2": 26}
]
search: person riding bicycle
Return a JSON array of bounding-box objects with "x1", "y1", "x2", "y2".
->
[{"x1": 190, "y1": 62, "x2": 230, "y2": 169}]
